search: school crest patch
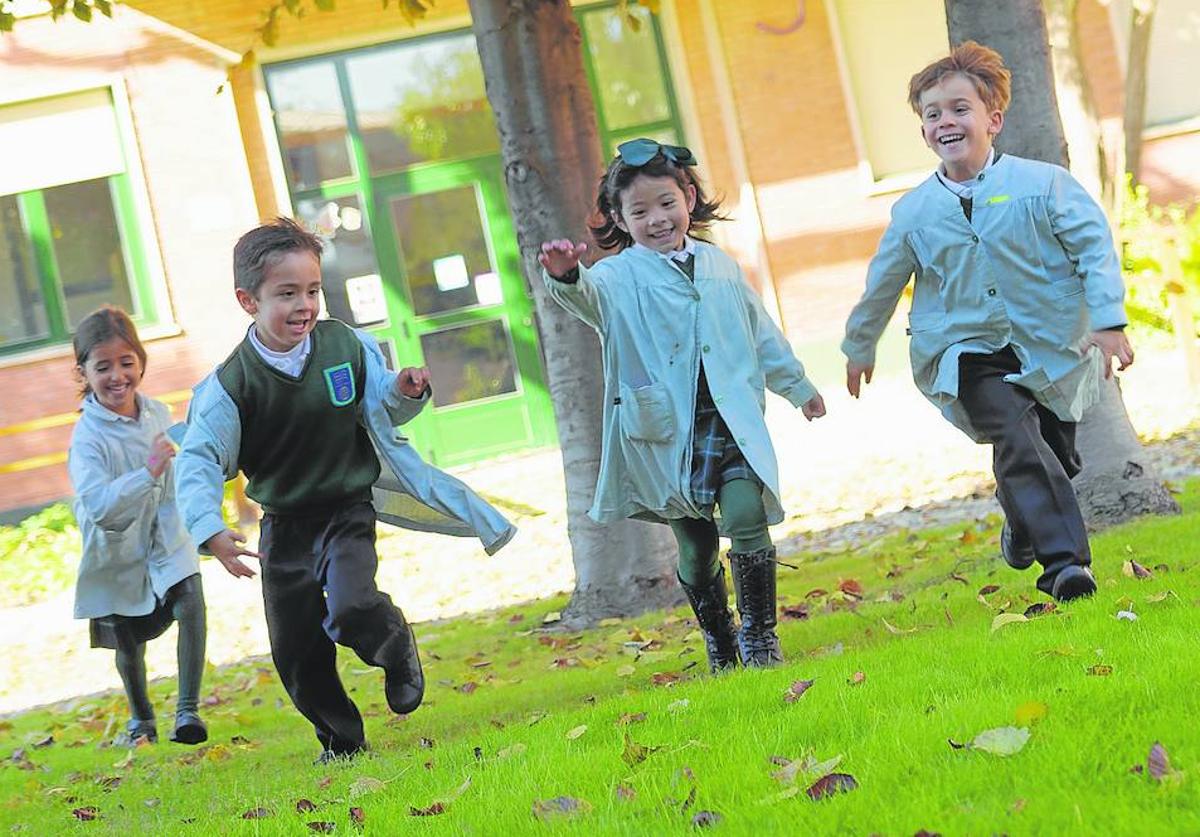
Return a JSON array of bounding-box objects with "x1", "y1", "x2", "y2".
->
[{"x1": 323, "y1": 362, "x2": 356, "y2": 407}]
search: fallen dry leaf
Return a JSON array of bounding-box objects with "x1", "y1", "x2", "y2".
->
[
  {"x1": 780, "y1": 604, "x2": 810, "y2": 620},
  {"x1": 848, "y1": 671, "x2": 866, "y2": 687},
  {"x1": 1122, "y1": 560, "x2": 1153, "y2": 580},
  {"x1": 616, "y1": 712, "x2": 647, "y2": 727},
  {"x1": 838, "y1": 579, "x2": 864, "y2": 599},
  {"x1": 1014, "y1": 701, "x2": 1048, "y2": 726},
  {"x1": 805, "y1": 773, "x2": 858, "y2": 800},
  {"x1": 565, "y1": 725, "x2": 588, "y2": 740},
  {"x1": 991, "y1": 613, "x2": 1028, "y2": 632},
  {"x1": 295, "y1": 799, "x2": 317, "y2": 813},
  {"x1": 692, "y1": 810, "x2": 722, "y2": 827},
  {"x1": 72, "y1": 807, "x2": 100, "y2": 821},
  {"x1": 615, "y1": 783, "x2": 636, "y2": 801},
  {"x1": 348, "y1": 776, "x2": 386, "y2": 799},
  {"x1": 650, "y1": 672, "x2": 682, "y2": 687},
  {"x1": 532, "y1": 796, "x2": 592, "y2": 820},
  {"x1": 306, "y1": 823, "x2": 335, "y2": 834},
  {"x1": 784, "y1": 679, "x2": 814, "y2": 703},
  {"x1": 410, "y1": 802, "x2": 445, "y2": 816},
  {"x1": 969, "y1": 726, "x2": 1030, "y2": 756},
  {"x1": 349, "y1": 806, "x2": 365, "y2": 828},
  {"x1": 241, "y1": 807, "x2": 272, "y2": 819},
  {"x1": 1024, "y1": 602, "x2": 1057, "y2": 618},
  {"x1": 1148, "y1": 742, "x2": 1171, "y2": 781},
  {"x1": 1086, "y1": 664, "x2": 1113, "y2": 676},
  {"x1": 621, "y1": 732, "x2": 660, "y2": 767}
]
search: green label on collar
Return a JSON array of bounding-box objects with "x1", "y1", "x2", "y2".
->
[{"x1": 987, "y1": 194, "x2": 1011, "y2": 204}]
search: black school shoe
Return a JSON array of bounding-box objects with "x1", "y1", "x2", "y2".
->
[
  {"x1": 382, "y1": 622, "x2": 425, "y2": 715},
  {"x1": 1000, "y1": 521, "x2": 1036, "y2": 570},
  {"x1": 114, "y1": 719, "x2": 157, "y2": 747},
  {"x1": 1050, "y1": 565, "x2": 1097, "y2": 602},
  {"x1": 169, "y1": 710, "x2": 208, "y2": 745}
]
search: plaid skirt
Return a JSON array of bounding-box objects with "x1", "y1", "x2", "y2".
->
[
  {"x1": 689, "y1": 369, "x2": 758, "y2": 508},
  {"x1": 88, "y1": 573, "x2": 197, "y2": 650}
]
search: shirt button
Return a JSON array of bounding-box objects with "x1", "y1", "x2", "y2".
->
[
  {"x1": 714, "y1": 395, "x2": 724, "y2": 404},
  {"x1": 737, "y1": 437, "x2": 746, "y2": 446},
  {"x1": 971, "y1": 235, "x2": 980, "y2": 243},
  {"x1": 702, "y1": 345, "x2": 710, "y2": 353},
  {"x1": 987, "y1": 288, "x2": 997, "y2": 296}
]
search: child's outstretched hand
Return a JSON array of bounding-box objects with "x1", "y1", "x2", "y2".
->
[
  {"x1": 1086, "y1": 328, "x2": 1135, "y2": 378},
  {"x1": 846, "y1": 361, "x2": 874, "y2": 398},
  {"x1": 146, "y1": 432, "x2": 176, "y2": 479},
  {"x1": 396, "y1": 366, "x2": 431, "y2": 398},
  {"x1": 538, "y1": 239, "x2": 587, "y2": 278},
  {"x1": 206, "y1": 529, "x2": 260, "y2": 578},
  {"x1": 801, "y1": 393, "x2": 827, "y2": 421}
]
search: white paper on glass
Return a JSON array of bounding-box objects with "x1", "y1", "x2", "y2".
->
[
  {"x1": 345, "y1": 274, "x2": 388, "y2": 324},
  {"x1": 474, "y1": 272, "x2": 503, "y2": 306},
  {"x1": 433, "y1": 254, "x2": 470, "y2": 292}
]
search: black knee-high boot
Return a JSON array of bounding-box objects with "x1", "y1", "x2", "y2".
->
[
  {"x1": 678, "y1": 567, "x2": 740, "y2": 672},
  {"x1": 729, "y1": 547, "x2": 783, "y2": 667}
]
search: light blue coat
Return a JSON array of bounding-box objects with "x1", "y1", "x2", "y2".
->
[
  {"x1": 69, "y1": 393, "x2": 198, "y2": 619},
  {"x1": 175, "y1": 327, "x2": 516, "y2": 555},
  {"x1": 842, "y1": 154, "x2": 1126, "y2": 440},
  {"x1": 544, "y1": 241, "x2": 818, "y2": 527}
]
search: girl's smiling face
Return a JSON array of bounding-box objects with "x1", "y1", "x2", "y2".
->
[
  {"x1": 80, "y1": 337, "x2": 143, "y2": 418},
  {"x1": 614, "y1": 174, "x2": 697, "y2": 254},
  {"x1": 918, "y1": 73, "x2": 1003, "y2": 182}
]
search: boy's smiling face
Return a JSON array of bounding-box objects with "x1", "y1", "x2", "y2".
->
[
  {"x1": 236, "y1": 250, "x2": 323, "y2": 352},
  {"x1": 918, "y1": 73, "x2": 1003, "y2": 182}
]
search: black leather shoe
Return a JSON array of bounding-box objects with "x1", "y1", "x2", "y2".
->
[
  {"x1": 169, "y1": 710, "x2": 208, "y2": 745},
  {"x1": 1051, "y1": 565, "x2": 1097, "y2": 602},
  {"x1": 1000, "y1": 520, "x2": 1036, "y2": 570},
  {"x1": 382, "y1": 622, "x2": 425, "y2": 715},
  {"x1": 679, "y1": 568, "x2": 741, "y2": 673}
]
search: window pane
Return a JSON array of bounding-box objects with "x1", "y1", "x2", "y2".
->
[
  {"x1": 267, "y1": 62, "x2": 354, "y2": 190},
  {"x1": 345, "y1": 35, "x2": 499, "y2": 172},
  {"x1": 584, "y1": 8, "x2": 671, "y2": 131},
  {"x1": 420, "y1": 319, "x2": 517, "y2": 407},
  {"x1": 295, "y1": 195, "x2": 385, "y2": 326},
  {"x1": 0, "y1": 195, "x2": 48, "y2": 344},
  {"x1": 43, "y1": 178, "x2": 133, "y2": 329},
  {"x1": 389, "y1": 186, "x2": 495, "y2": 316}
]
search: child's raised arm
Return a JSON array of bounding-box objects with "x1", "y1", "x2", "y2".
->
[{"x1": 540, "y1": 239, "x2": 608, "y2": 331}]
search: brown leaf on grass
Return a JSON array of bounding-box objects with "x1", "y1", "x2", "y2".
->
[
  {"x1": 621, "y1": 732, "x2": 660, "y2": 766},
  {"x1": 419, "y1": 737, "x2": 435, "y2": 748},
  {"x1": 848, "y1": 671, "x2": 866, "y2": 686},
  {"x1": 349, "y1": 806, "x2": 365, "y2": 827},
  {"x1": 692, "y1": 810, "x2": 722, "y2": 827},
  {"x1": 780, "y1": 603, "x2": 810, "y2": 620},
  {"x1": 317, "y1": 776, "x2": 334, "y2": 790},
  {"x1": 1148, "y1": 742, "x2": 1171, "y2": 781},
  {"x1": 784, "y1": 679, "x2": 814, "y2": 703},
  {"x1": 295, "y1": 799, "x2": 317, "y2": 813},
  {"x1": 949, "y1": 572, "x2": 970, "y2": 585},
  {"x1": 651, "y1": 672, "x2": 682, "y2": 687},
  {"x1": 96, "y1": 776, "x2": 122, "y2": 792},
  {"x1": 947, "y1": 739, "x2": 966, "y2": 750},
  {"x1": 615, "y1": 783, "x2": 636, "y2": 801},
  {"x1": 616, "y1": 712, "x2": 647, "y2": 727},
  {"x1": 838, "y1": 579, "x2": 864, "y2": 599},
  {"x1": 306, "y1": 823, "x2": 335, "y2": 834},
  {"x1": 230, "y1": 735, "x2": 252, "y2": 746},
  {"x1": 565, "y1": 725, "x2": 588, "y2": 740},
  {"x1": 410, "y1": 802, "x2": 446, "y2": 816},
  {"x1": 72, "y1": 806, "x2": 100, "y2": 821},
  {"x1": 805, "y1": 588, "x2": 829, "y2": 600},
  {"x1": 1123, "y1": 560, "x2": 1152, "y2": 579},
  {"x1": 1086, "y1": 664, "x2": 1113, "y2": 676},
  {"x1": 959, "y1": 529, "x2": 977, "y2": 545},
  {"x1": 1024, "y1": 602, "x2": 1057, "y2": 618},
  {"x1": 241, "y1": 807, "x2": 272, "y2": 819},
  {"x1": 32, "y1": 735, "x2": 54, "y2": 749},
  {"x1": 458, "y1": 682, "x2": 479, "y2": 695},
  {"x1": 913, "y1": 830, "x2": 943, "y2": 836},
  {"x1": 805, "y1": 773, "x2": 858, "y2": 800},
  {"x1": 348, "y1": 776, "x2": 386, "y2": 800},
  {"x1": 531, "y1": 796, "x2": 592, "y2": 820},
  {"x1": 979, "y1": 584, "x2": 1001, "y2": 596},
  {"x1": 882, "y1": 618, "x2": 918, "y2": 635}
]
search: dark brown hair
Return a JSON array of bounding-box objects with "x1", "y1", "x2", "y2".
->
[
  {"x1": 907, "y1": 40, "x2": 1012, "y2": 115},
  {"x1": 73, "y1": 306, "x2": 147, "y2": 397},
  {"x1": 590, "y1": 153, "x2": 726, "y2": 251},
  {"x1": 233, "y1": 216, "x2": 324, "y2": 296}
]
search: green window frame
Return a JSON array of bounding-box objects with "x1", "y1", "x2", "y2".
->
[{"x1": 0, "y1": 172, "x2": 159, "y2": 357}]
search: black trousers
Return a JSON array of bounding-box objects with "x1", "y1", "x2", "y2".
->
[
  {"x1": 958, "y1": 347, "x2": 1090, "y2": 594},
  {"x1": 259, "y1": 501, "x2": 407, "y2": 754}
]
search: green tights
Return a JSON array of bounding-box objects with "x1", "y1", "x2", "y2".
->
[{"x1": 670, "y1": 479, "x2": 772, "y2": 587}]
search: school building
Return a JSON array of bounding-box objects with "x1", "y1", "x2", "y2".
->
[{"x1": 1, "y1": 0, "x2": 1198, "y2": 516}]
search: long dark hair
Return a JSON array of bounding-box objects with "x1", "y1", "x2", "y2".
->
[
  {"x1": 590, "y1": 153, "x2": 727, "y2": 251},
  {"x1": 72, "y1": 306, "x2": 147, "y2": 397}
]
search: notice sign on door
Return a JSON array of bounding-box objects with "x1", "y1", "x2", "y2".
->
[
  {"x1": 345, "y1": 274, "x2": 388, "y2": 325},
  {"x1": 433, "y1": 254, "x2": 470, "y2": 292}
]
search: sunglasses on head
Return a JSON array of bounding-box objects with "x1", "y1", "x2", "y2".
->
[{"x1": 616, "y1": 138, "x2": 697, "y2": 168}]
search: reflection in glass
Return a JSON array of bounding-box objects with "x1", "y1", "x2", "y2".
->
[
  {"x1": 584, "y1": 8, "x2": 670, "y2": 130},
  {"x1": 43, "y1": 178, "x2": 133, "y2": 329},
  {"x1": 420, "y1": 319, "x2": 517, "y2": 407},
  {"x1": 267, "y1": 63, "x2": 353, "y2": 189},
  {"x1": 295, "y1": 195, "x2": 384, "y2": 325},
  {"x1": 0, "y1": 194, "x2": 48, "y2": 345},
  {"x1": 346, "y1": 35, "x2": 499, "y2": 172},
  {"x1": 391, "y1": 186, "x2": 495, "y2": 315}
]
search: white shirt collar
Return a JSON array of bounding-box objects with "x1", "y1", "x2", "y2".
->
[
  {"x1": 248, "y1": 325, "x2": 311, "y2": 376},
  {"x1": 633, "y1": 236, "x2": 697, "y2": 263},
  {"x1": 936, "y1": 146, "x2": 996, "y2": 199}
]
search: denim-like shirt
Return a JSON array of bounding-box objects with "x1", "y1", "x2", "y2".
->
[
  {"x1": 69, "y1": 393, "x2": 198, "y2": 619},
  {"x1": 174, "y1": 323, "x2": 516, "y2": 556},
  {"x1": 842, "y1": 154, "x2": 1126, "y2": 439},
  {"x1": 544, "y1": 240, "x2": 818, "y2": 527}
]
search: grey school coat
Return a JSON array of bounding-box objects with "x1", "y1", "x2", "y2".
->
[{"x1": 544, "y1": 241, "x2": 818, "y2": 528}]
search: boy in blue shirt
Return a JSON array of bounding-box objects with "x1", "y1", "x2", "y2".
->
[
  {"x1": 842, "y1": 42, "x2": 1134, "y2": 602},
  {"x1": 176, "y1": 218, "x2": 515, "y2": 761}
]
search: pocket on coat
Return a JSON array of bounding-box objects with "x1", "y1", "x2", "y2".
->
[
  {"x1": 619, "y1": 382, "x2": 674, "y2": 443},
  {"x1": 1050, "y1": 276, "x2": 1084, "y2": 299},
  {"x1": 906, "y1": 310, "x2": 946, "y2": 334}
]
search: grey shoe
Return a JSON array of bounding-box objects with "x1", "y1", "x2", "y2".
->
[
  {"x1": 169, "y1": 710, "x2": 208, "y2": 745},
  {"x1": 729, "y1": 547, "x2": 784, "y2": 668},
  {"x1": 1051, "y1": 565, "x2": 1097, "y2": 602},
  {"x1": 114, "y1": 719, "x2": 157, "y2": 747},
  {"x1": 1000, "y1": 520, "x2": 1036, "y2": 570}
]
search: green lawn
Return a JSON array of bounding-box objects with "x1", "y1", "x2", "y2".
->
[{"x1": 2, "y1": 484, "x2": 1198, "y2": 835}]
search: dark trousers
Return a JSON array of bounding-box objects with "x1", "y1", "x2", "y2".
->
[
  {"x1": 259, "y1": 501, "x2": 407, "y2": 754},
  {"x1": 958, "y1": 347, "x2": 1090, "y2": 594}
]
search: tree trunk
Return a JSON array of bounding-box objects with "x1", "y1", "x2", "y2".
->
[
  {"x1": 468, "y1": 0, "x2": 680, "y2": 626},
  {"x1": 1123, "y1": 0, "x2": 1157, "y2": 183},
  {"x1": 945, "y1": 0, "x2": 1178, "y2": 526}
]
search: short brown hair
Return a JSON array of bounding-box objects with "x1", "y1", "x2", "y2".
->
[
  {"x1": 907, "y1": 41, "x2": 1012, "y2": 115},
  {"x1": 73, "y1": 306, "x2": 147, "y2": 397},
  {"x1": 232, "y1": 216, "x2": 323, "y2": 296}
]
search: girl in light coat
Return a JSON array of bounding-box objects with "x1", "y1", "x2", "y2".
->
[
  {"x1": 540, "y1": 139, "x2": 825, "y2": 670},
  {"x1": 68, "y1": 306, "x2": 207, "y2": 747}
]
